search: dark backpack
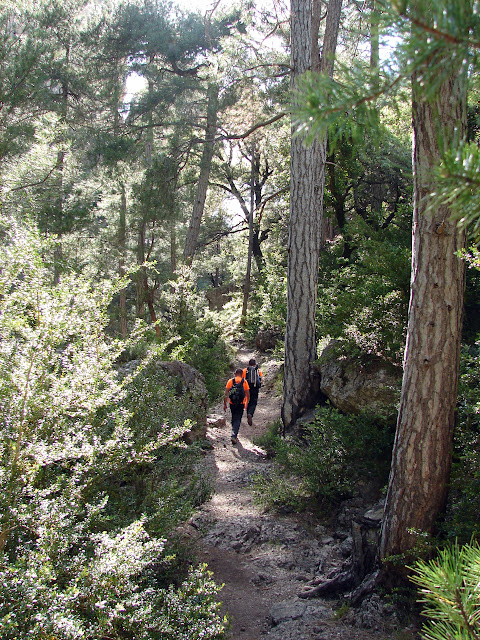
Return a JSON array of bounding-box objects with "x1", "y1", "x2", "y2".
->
[
  {"x1": 228, "y1": 378, "x2": 246, "y2": 405},
  {"x1": 246, "y1": 365, "x2": 261, "y2": 388}
]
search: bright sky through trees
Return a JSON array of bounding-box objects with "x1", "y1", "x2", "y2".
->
[{"x1": 124, "y1": 0, "x2": 235, "y2": 98}]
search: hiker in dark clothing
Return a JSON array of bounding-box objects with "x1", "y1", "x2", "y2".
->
[
  {"x1": 224, "y1": 368, "x2": 250, "y2": 444},
  {"x1": 242, "y1": 358, "x2": 263, "y2": 426}
]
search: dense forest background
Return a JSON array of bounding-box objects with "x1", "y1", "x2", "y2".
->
[{"x1": 2, "y1": 0, "x2": 480, "y2": 637}]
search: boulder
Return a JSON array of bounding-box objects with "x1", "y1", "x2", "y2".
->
[
  {"x1": 316, "y1": 341, "x2": 402, "y2": 414},
  {"x1": 205, "y1": 284, "x2": 236, "y2": 310},
  {"x1": 155, "y1": 360, "x2": 208, "y2": 412},
  {"x1": 154, "y1": 360, "x2": 208, "y2": 441},
  {"x1": 207, "y1": 414, "x2": 226, "y2": 428},
  {"x1": 119, "y1": 358, "x2": 208, "y2": 442},
  {"x1": 255, "y1": 328, "x2": 283, "y2": 352}
]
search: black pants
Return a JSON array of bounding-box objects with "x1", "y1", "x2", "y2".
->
[
  {"x1": 230, "y1": 403, "x2": 244, "y2": 437},
  {"x1": 247, "y1": 387, "x2": 260, "y2": 417}
]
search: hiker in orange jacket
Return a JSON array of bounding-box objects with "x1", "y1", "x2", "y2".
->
[
  {"x1": 242, "y1": 358, "x2": 263, "y2": 426},
  {"x1": 224, "y1": 368, "x2": 250, "y2": 444}
]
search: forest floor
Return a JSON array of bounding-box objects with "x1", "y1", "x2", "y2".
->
[{"x1": 187, "y1": 347, "x2": 415, "y2": 640}]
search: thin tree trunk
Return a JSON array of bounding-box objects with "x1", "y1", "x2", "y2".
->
[
  {"x1": 147, "y1": 294, "x2": 161, "y2": 340},
  {"x1": 370, "y1": 0, "x2": 383, "y2": 214},
  {"x1": 379, "y1": 65, "x2": 467, "y2": 564},
  {"x1": 241, "y1": 143, "x2": 256, "y2": 325},
  {"x1": 119, "y1": 182, "x2": 128, "y2": 338},
  {"x1": 136, "y1": 79, "x2": 154, "y2": 319},
  {"x1": 54, "y1": 43, "x2": 69, "y2": 285},
  {"x1": 327, "y1": 153, "x2": 351, "y2": 256},
  {"x1": 184, "y1": 83, "x2": 219, "y2": 265},
  {"x1": 282, "y1": 0, "x2": 342, "y2": 430},
  {"x1": 170, "y1": 217, "x2": 177, "y2": 274},
  {"x1": 112, "y1": 66, "x2": 128, "y2": 339},
  {"x1": 53, "y1": 147, "x2": 65, "y2": 285},
  {"x1": 136, "y1": 220, "x2": 146, "y2": 319},
  {"x1": 321, "y1": 0, "x2": 343, "y2": 244}
]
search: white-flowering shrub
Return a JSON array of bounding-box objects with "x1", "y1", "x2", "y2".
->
[{"x1": 0, "y1": 213, "x2": 227, "y2": 639}]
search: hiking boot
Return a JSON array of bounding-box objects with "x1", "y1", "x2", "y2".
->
[
  {"x1": 231, "y1": 435, "x2": 238, "y2": 444},
  {"x1": 247, "y1": 414, "x2": 253, "y2": 426}
]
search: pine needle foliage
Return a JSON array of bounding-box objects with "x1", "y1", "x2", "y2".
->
[
  {"x1": 411, "y1": 541, "x2": 480, "y2": 640},
  {"x1": 292, "y1": 0, "x2": 480, "y2": 240},
  {"x1": 432, "y1": 143, "x2": 480, "y2": 245}
]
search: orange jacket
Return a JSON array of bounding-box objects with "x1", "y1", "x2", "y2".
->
[{"x1": 224, "y1": 376, "x2": 250, "y2": 407}]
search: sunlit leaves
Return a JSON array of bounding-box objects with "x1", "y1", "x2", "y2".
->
[{"x1": 294, "y1": 0, "x2": 480, "y2": 239}]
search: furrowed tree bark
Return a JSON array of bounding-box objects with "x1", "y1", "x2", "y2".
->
[
  {"x1": 379, "y1": 64, "x2": 467, "y2": 564},
  {"x1": 183, "y1": 83, "x2": 219, "y2": 265},
  {"x1": 282, "y1": 0, "x2": 342, "y2": 431}
]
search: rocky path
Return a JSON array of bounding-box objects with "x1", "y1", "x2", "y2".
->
[{"x1": 190, "y1": 349, "x2": 394, "y2": 640}]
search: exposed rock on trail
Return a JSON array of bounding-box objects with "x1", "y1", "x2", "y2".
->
[{"x1": 191, "y1": 349, "x2": 398, "y2": 640}]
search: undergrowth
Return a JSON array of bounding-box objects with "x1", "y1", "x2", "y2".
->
[{"x1": 252, "y1": 406, "x2": 396, "y2": 512}]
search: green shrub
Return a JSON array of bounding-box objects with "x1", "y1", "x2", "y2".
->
[
  {"x1": 122, "y1": 360, "x2": 205, "y2": 446},
  {"x1": 158, "y1": 270, "x2": 230, "y2": 401},
  {"x1": 253, "y1": 406, "x2": 395, "y2": 511},
  {"x1": 85, "y1": 443, "x2": 212, "y2": 541},
  {"x1": 241, "y1": 257, "x2": 288, "y2": 344},
  {"x1": 170, "y1": 320, "x2": 229, "y2": 402},
  {"x1": 317, "y1": 217, "x2": 411, "y2": 364},
  {"x1": 443, "y1": 341, "x2": 480, "y2": 542},
  {"x1": 0, "y1": 214, "x2": 226, "y2": 640},
  {"x1": 252, "y1": 419, "x2": 283, "y2": 456},
  {"x1": 251, "y1": 467, "x2": 313, "y2": 513},
  {"x1": 0, "y1": 538, "x2": 227, "y2": 640}
]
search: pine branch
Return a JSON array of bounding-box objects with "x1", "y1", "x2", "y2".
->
[{"x1": 221, "y1": 112, "x2": 287, "y2": 141}]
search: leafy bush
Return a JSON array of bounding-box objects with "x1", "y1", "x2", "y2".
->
[
  {"x1": 251, "y1": 466, "x2": 313, "y2": 513},
  {"x1": 241, "y1": 257, "x2": 288, "y2": 344},
  {"x1": 253, "y1": 406, "x2": 396, "y2": 511},
  {"x1": 170, "y1": 321, "x2": 229, "y2": 402},
  {"x1": 0, "y1": 214, "x2": 227, "y2": 640},
  {"x1": 253, "y1": 418, "x2": 283, "y2": 456},
  {"x1": 411, "y1": 541, "x2": 480, "y2": 640},
  {"x1": 158, "y1": 269, "x2": 230, "y2": 401},
  {"x1": 317, "y1": 217, "x2": 411, "y2": 364},
  {"x1": 122, "y1": 359, "x2": 206, "y2": 446},
  {"x1": 0, "y1": 535, "x2": 227, "y2": 640},
  {"x1": 443, "y1": 341, "x2": 480, "y2": 542}
]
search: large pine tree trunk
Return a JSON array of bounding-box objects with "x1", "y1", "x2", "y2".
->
[
  {"x1": 282, "y1": 0, "x2": 342, "y2": 430},
  {"x1": 379, "y1": 68, "x2": 467, "y2": 562},
  {"x1": 183, "y1": 83, "x2": 219, "y2": 265}
]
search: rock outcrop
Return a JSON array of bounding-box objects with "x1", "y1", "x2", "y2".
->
[
  {"x1": 316, "y1": 341, "x2": 402, "y2": 414},
  {"x1": 255, "y1": 328, "x2": 283, "y2": 353},
  {"x1": 205, "y1": 284, "x2": 236, "y2": 310}
]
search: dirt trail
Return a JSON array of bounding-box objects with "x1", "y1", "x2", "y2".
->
[{"x1": 190, "y1": 348, "x2": 392, "y2": 640}]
